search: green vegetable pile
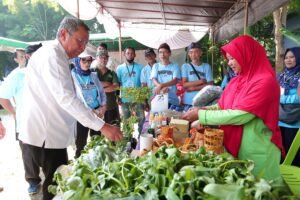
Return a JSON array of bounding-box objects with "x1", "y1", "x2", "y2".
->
[{"x1": 50, "y1": 136, "x2": 296, "y2": 200}]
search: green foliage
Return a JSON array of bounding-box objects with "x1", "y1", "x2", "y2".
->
[
  {"x1": 0, "y1": 0, "x2": 103, "y2": 41},
  {"x1": 1, "y1": 0, "x2": 66, "y2": 40},
  {"x1": 0, "y1": 52, "x2": 16, "y2": 78},
  {"x1": 288, "y1": 0, "x2": 300, "y2": 13},
  {"x1": 121, "y1": 115, "x2": 137, "y2": 139},
  {"x1": 248, "y1": 16, "x2": 276, "y2": 67},
  {"x1": 281, "y1": 27, "x2": 300, "y2": 45},
  {"x1": 52, "y1": 137, "x2": 295, "y2": 200},
  {"x1": 119, "y1": 87, "x2": 151, "y2": 148},
  {"x1": 121, "y1": 87, "x2": 152, "y2": 104}
]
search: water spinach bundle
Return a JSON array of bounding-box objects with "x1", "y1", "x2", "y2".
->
[{"x1": 50, "y1": 136, "x2": 296, "y2": 200}]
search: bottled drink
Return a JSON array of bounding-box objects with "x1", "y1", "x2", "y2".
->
[
  {"x1": 161, "y1": 112, "x2": 167, "y2": 126},
  {"x1": 149, "y1": 112, "x2": 154, "y2": 125},
  {"x1": 154, "y1": 113, "x2": 161, "y2": 127}
]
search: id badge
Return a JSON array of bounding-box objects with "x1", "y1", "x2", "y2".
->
[
  {"x1": 127, "y1": 79, "x2": 134, "y2": 87},
  {"x1": 280, "y1": 87, "x2": 284, "y2": 95}
]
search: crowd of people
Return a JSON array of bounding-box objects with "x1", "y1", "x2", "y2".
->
[{"x1": 0, "y1": 16, "x2": 299, "y2": 199}]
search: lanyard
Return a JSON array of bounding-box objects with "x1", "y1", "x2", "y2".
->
[
  {"x1": 76, "y1": 73, "x2": 90, "y2": 86},
  {"x1": 126, "y1": 63, "x2": 135, "y2": 77}
]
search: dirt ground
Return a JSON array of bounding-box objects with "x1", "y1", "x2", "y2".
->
[
  {"x1": 0, "y1": 108, "x2": 137, "y2": 200},
  {"x1": 0, "y1": 112, "x2": 74, "y2": 200},
  {"x1": 0, "y1": 112, "x2": 44, "y2": 200}
]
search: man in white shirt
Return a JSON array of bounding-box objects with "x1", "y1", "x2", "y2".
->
[{"x1": 19, "y1": 16, "x2": 122, "y2": 200}]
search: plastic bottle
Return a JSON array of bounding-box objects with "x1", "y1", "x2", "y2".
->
[
  {"x1": 161, "y1": 112, "x2": 167, "y2": 126},
  {"x1": 154, "y1": 113, "x2": 160, "y2": 128},
  {"x1": 158, "y1": 112, "x2": 163, "y2": 125},
  {"x1": 149, "y1": 112, "x2": 154, "y2": 125}
]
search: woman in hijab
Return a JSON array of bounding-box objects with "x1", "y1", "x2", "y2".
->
[
  {"x1": 183, "y1": 35, "x2": 284, "y2": 180},
  {"x1": 71, "y1": 50, "x2": 107, "y2": 158},
  {"x1": 277, "y1": 47, "x2": 300, "y2": 166}
]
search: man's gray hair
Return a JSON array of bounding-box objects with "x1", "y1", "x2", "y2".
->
[{"x1": 56, "y1": 16, "x2": 90, "y2": 39}]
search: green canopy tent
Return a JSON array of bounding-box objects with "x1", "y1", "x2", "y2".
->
[
  {"x1": 0, "y1": 37, "x2": 28, "y2": 79},
  {"x1": 0, "y1": 37, "x2": 28, "y2": 53}
]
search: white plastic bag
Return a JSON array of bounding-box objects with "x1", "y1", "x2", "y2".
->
[{"x1": 151, "y1": 93, "x2": 168, "y2": 112}]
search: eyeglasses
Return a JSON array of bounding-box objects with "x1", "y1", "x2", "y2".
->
[
  {"x1": 81, "y1": 58, "x2": 93, "y2": 63},
  {"x1": 68, "y1": 31, "x2": 88, "y2": 46},
  {"x1": 99, "y1": 56, "x2": 109, "y2": 60}
]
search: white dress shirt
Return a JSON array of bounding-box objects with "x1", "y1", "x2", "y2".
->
[{"x1": 19, "y1": 40, "x2": 104, "y2": 149}]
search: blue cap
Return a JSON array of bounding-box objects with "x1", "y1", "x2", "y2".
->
[{"x1": 187, "y1": 42, "x2": 201, "y2": 51}]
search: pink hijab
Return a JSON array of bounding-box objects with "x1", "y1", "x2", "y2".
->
[{"x1": 219, "y1": 35, "x2": 284, "y2": 157}]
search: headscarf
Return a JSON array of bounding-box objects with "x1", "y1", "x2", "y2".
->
[
  {"x1": 278, "y1": 47, "x2": 300, "y2": 95},
  {"x1": 218, "y1": 35, "x2": 284, "y2": 157},
  {"x1": 74, "y1": 57, "x2": 91, "y2": 76}
]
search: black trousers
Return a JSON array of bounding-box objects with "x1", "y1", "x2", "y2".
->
[
  {"x1": 104, "y1": 107, "x2": 120, "y2": 126},
  {"x1": 21, "y1": 142, "x2": 68, "y2": 200},
  {"x1": 75, "y1": 122, "x2": 100, "y2": 158},
  {"x1": 75, "y1": 107, "x2": 120, "y2": 158},
  {"x1": 19, "y1": 140, "x2": 41, "y2": 186},
  {"x1": 280, "y1": 127, "x2": 300, "y2": 166}
]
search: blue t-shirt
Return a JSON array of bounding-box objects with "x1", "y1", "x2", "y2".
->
[
  {"x1": 151, "y1": 62, "x2": 181, "y2": 105},
  {"x1": 116, "y1": 62, "x2": 143, "y2": 103},
  {"x1": 0, "y1": 67, "x2": 25, "y2": 132},
  {"x1": 278, "y1": 87, "x2": 300, "y2": 128},
  {"x1": 75, "y1": 74, "x2": 100, "y2": 109},
  {"x1": 181, "y1": 63, "x2": 213, "y2": 105},
  {"x1": 140, "y1": 64, "x2": 154, "y2": 88}
]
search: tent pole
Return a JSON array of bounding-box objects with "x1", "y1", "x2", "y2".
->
[
  {"x1": 209, "y1": 27, "x2": 215, "y2": 77},
  {"x1": 244, "y1": 0, "x2": 249, "y2": 34},
  {"x1": 118, "y1": 20, "x2": 122, "y2": 63},
  {"x1": 76, "y1": 0, "x2": 80, "y2": 18}
]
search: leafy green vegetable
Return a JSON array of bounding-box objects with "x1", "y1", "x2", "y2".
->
[
  {"x1": 203, "y1": 184, "x2": 245, "y2": 200},
  {"x1": 51, "y1": 136, "x2": 296, "y2": 200}
]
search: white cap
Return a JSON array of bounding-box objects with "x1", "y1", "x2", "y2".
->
[{"x1": 78, "y1": 50, "x2": 94, "y2": 59}]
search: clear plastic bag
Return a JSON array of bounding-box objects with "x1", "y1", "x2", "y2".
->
[{"x1": 192, "y1": 85, "x2": 222, "y2": 107}]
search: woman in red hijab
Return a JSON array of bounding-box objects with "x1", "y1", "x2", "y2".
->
[{"x1": 183, "y1": 35, "x2": 284, "y2": 180}]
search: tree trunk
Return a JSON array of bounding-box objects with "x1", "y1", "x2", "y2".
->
[{"x1": 273, "y1": 4, "x2": 288, "y2": 73}]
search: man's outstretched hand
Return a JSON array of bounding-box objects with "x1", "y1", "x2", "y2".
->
[{"x1": 100, "y1": 123, "x2": 123, "y2": 141}]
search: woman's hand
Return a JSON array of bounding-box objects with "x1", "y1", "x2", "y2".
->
[
  {"x1": 182, "y1": 107, "x2": 200, "y2": 122},
  {"x1": 191, "y1": 120, "x2": 204, "y2": 130}
]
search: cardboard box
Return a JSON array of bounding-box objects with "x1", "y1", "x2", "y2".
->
[{"x1": 169, "y1": 119, "x2": 189, "y2": 143}]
